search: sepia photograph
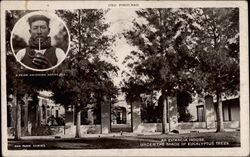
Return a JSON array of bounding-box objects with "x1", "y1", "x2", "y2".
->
[
  {"x1": 10, "y1": 11, "x2": 70, "y2": 71},
  {"x1": 1, "y1": 1, "x2": 249, "y2": 156}
]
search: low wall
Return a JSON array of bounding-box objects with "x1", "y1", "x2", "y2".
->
[
  {"x1": 65, "y1": 125, "x2": 101, "y2": 136},
  {"x1": 31, "y1": 126, "x2": 65, "y2": 136},
  {"x1": 136, "y1": 123, "x2": 201, "y2": 132},
  {"x1": 8, "y1": 125, "x2": 101, "y2": 137},
  {"x1": 132, "y1": 121, "x2": 240, "y2": 133},
  {"x1": 223, "y1": 121, "x2": 240, "y2": 129},
  {"x1": 135, "y1": 123, "x2": 180, "y2": 133},
  {"x1": 111, "y1": 124, "x2": 132, "y2": 132},
  {"x1": 7, "y1": 121, "x2": 239, "y2": 137},
  {"x1": 8, "y1": 127, "x2": 41, "y2": 137},
  {"x1": 135, "y1": 123, "x2": 162, "y2": 133},
  {"x1": 177, "y1": 121, "x2": 240, "y2": 130},
  {"x1": 177, "y1": 122, "x2": 206, "y2": 130}
]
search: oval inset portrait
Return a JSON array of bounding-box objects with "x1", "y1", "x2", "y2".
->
[{"x1": 11, "y1": 11, "x2": 70, "y2": 71}]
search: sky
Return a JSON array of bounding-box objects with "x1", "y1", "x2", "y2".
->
[{"x1": 104, "y1": 9, "x2": 140, "y2": 87}]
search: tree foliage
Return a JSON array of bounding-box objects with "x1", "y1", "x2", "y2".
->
[
  {"x1": 123, "y1": 8, "x2": 201, "y2": 97},
  {"x1": 123, "y1": 8, "x2": 239, "y2": 132},
  {"x1": 122, "y1": 8, "x2": 202, "y2": 133},
  {"x1": 52, "y1": 9, "x2": 119, "y2": 109},
  {"x1": 191, "y1": 8, "x2": 239, "y2": 96},
  {"x1": 190, "y1": 8, "x2": 239, "y2": 132}
]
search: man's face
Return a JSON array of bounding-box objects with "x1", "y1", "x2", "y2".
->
[{"x1": 29, "y1": 20, "x2": 50, "y2": 42}]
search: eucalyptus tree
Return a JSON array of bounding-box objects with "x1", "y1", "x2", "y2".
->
[
  {"x1": 191, "y1": 8, "x2": 239, "y2": 132},
  {"x1": 53, "y1": 9, "x2": 118, "y2": 137},
  {"x1": 123, "y1": 8, "x2": 199, "y2": 133}
]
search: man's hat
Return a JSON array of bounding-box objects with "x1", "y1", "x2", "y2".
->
[{"x1": 27, "y1": 14, "x2": 50, "y2": 26}]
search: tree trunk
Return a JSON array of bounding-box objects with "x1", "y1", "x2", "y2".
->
[
  {"x1": 167, "y1": 96, "x2": 170, "y2": 132},
  {"x1": 15, "y1": 94, "x2": 21, "y2": 140},
  {"x1": 23, "y1": 94, "x2": 29, "y2": 135},
  {"x1": 75, "y1": 107, "x2": 81, "y2": 138},
  {"x1": 215, "y1": 91, "x2": 225, "y2": 132},
  {"x1": 161, "y1": 90, "x2": 169, "y2": 134},
  {"x1": 34, "y1": 102, "x2": 40, "y2": 135}
]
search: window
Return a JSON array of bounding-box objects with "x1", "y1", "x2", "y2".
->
[
  {"x1": 112, "y1": 107, "x2": 127, "y2": 124},
  {"x1": 197, "y1": 105, "x2": 205, "y2": 122},
  {"x1": 7, "y1": 105, "x2": 12, "y2": 127},
  {"x1": 42, "y1": 105, "x2": 46, "y2": 119}
]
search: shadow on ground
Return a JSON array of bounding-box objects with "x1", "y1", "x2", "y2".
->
[{"x1": 8, "y1": 131, "x2": 240, "y2": 149}]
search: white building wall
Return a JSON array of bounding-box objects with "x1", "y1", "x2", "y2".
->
[
  {"x1": 185, "y1": 96, "x2": 205, "y2": 122},
  {"x1": 186, "y1": 99, "x2": 198, "y2": 122}
]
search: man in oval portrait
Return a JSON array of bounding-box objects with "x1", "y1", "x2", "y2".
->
[{"x1": 15, "y1": 14, "x2": 66, "y2": 70}]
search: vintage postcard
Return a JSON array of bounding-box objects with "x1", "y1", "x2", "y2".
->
[{"x1": 1, "y1": 1, "x2": 249, "y2": 156}]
